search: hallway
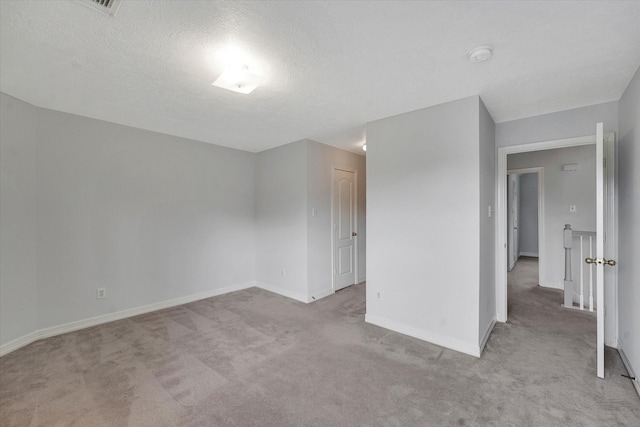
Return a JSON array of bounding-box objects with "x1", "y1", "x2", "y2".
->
[{"x1": 505, "y1": 256, "x2": 633, "y2": 389}]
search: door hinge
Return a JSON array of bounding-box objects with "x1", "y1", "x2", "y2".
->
[{"x1": 603, "y1": 158, "x2": 607, "y2": 168}]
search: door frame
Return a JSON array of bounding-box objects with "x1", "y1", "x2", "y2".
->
[
  {"x1": 506, "y1": 167, "x2": 545, "y2": 278},
  {"x1": 496, "y1": 133, "x2": 617, "y2": 345},
  {"x1": 331, "y1": 166, "x2": 358, "y2": 292}
]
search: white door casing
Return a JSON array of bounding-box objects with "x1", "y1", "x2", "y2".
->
[
  {"x1": 509, "y1": 174, "x2": 520, "y2": 269},
  {"x1": 332, "y1": 168, "x2": 357, "y2": 291}
]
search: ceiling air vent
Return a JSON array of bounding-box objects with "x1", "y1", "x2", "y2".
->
[{"x1": 78, "y1": 0, "x2": 122, "y2": 17}]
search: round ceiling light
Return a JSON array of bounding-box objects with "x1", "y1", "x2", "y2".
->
[{"x1": 467, "y1": 46, "x2": 492, "y2": 62}]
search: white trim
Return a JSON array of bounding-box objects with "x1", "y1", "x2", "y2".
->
[
  {"x1": 365, "y1": 314, "x2": 481, "y2": 357},
  {"x1": 518, "y1": 252, "x2": 539, "y2": 257},
  {"x1": 539, "y1": 280, "x2": 563, "y2": 290},
  {"x1": 0, "y1": 281, "x2": 255, "y2": 357},
  {"x1": 618, "y1": 346, "x2": 640, "y2": 398},
  {"x1": 309, "y1": 288, "x2": 335, "y2": 302},
  {"x1": 507, "y1": 167, "x2": 545, "y2": 287},
  {"x1": 604, "y1": 133, "x2": 618, "y2": 347},
  {"x1": 0, "y1": 331, "x2": 40, "y2": 358},
  {"x1": 254, "y1": 281, "x2": 309, "y2": 304},
  {"x1": 331, "y1": 165, "x2": 359, "y2": 292},
  {"x1": 358, "y1": 276, "x2": 366, "y2": 284},
  {"x1": 479, "y1": 319, "x2": 496, "y2": 355},
  {"x1": 497, "y1": 134, "x2": 601, "y2": 322}
]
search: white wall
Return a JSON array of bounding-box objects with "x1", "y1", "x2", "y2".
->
[
  {"x1": 496, "y1": 101, "x2": 618, "y2": 148},
  {"x1": 0, "y1": 93, "x2": 257, "y2": 350},
  {"x1": 478, "y1": 99, "x2": 496, "y2": 346},
  {"x1": 255, "y1": 141, "x2": 309, "y2": 302},
  {"x1": 306, "y1": 140, "x2": 366, "y2": 299},
  {"x1": 0, "y1": 93, "x2": 38, "y2": 345},
  {"x1": 518, "y1": 173, "x2": 539, "y2": 256},
  {"x1": 617, "y1": 66, "x2": 640, "y2": 393},
  {"x1": 35, "y1": 106, "x2": 257, "y2": 329},
  {"x1": 366, "y1": 96, "x2": 488, "y2": 356},
  {"x1": 508, "y1": 146, "x2": 596, "y2": 289},
  {"x1": 255, "y1": 139, "x2": 367, "y2": 302}
]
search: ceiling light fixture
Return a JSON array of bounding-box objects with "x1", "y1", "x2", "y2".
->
[
  {"x1": 467, "y1": 46, "x2": 492, "y2": 62},
  {"x1": 212, "y1": 65, "x2": 263, "y2": 94}
]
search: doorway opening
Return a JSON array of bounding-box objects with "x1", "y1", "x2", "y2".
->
[
  {"x1": 496, "y1": 132, "x2": 618, "y2": 348},
  {"x1": 506, "y1": 168, "x2": 543, "y2": 277}
]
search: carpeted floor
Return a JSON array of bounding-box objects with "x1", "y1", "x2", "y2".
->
[{"x1": 1, "y1": 257, "x2": 639, "y2": 426}]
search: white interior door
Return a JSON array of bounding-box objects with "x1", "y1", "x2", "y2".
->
[
  {"x1": 333, "y1": 169, "x2": 356, "y2": 291},
  {"x1": 594, "y1": 122, "x2": 607, "y2": 378}
]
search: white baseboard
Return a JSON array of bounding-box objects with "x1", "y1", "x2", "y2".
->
[
  {"x1": 519, "y1": 251, "x2": 539, "y2": 257},
  {"x1": 358, "y1": 276, "x2": 366, "y2": 284},
  {"x1": 479, "y1": 319, "x2": 496, "y2": 355},
  {"x1": 309, "y1": 288, "x2": 334, "y2": 302},
  {"x1": 618, "y1": 346, "x2": 640, "y2": 398},
  {"x1": 0, "y1": 331, "x2": 40, "y2": 358},
  {"x1": 539, "y1": 280, "x2": 563, "y2": 290},
  {"x1": 0, "y1": 282, "x2": 254, "y2": 357},
  {"x1": 254, "y1": 282, "x2": 309, "y2": 304},
  {"x1": 365, "y1": 314, "x2": 480, "y2": 357}
]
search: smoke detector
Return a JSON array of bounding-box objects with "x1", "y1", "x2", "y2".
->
[
  {"x1": 467, "y1": 46, "x2": 492, "y2": 62},
  {"x1": 78, "y1": 0, "x2": 122, "y2": 17}
]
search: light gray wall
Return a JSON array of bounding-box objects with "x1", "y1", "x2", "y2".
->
[
  {"x1": 0, "y1": 92, "x2": 257, "y2": 348},
  {"x1": 478, "y1": 99, "x2": 496, "y2": 344},
  {"x1": 35, "y1": 107, "x2": 257, "y2": 329},
  {"x1": 306, "y1": 141, "x2": 366, "y2": 299},
  {"x1": 618, "y1": 66, "x2": 640, "y2": 390},
  {"x1": 255, "y1": 141, "x2": 308, "y2": 302},
  {"x1": 0, "y1": 93, "x2": 39, "y2": 345},
  {"x1": 366, "y1": 96, "x2": 483, "y2": 356},
  {"x1": 497, "y1": 101, "x2": 618, "y2": 148},
  {"x1": 518, "y1": 173, "x2": 539, "y2": 256},
  {"x1": 255, "y1": 139, "x2": 366, "y2": 302},
  {"x1": 508, "y1": 146, "x2": 596, "y2": 289}
]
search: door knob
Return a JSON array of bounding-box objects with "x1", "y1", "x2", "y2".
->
[
  {"x1": 585, "y1": 258, "x2": 617, "y2": 266},
  {"x1": 352, "y1": 232, "x2": 357, "y2": 237}
]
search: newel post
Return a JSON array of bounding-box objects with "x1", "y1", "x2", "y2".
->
[{"x1": 563, "y1": 224, "x2": 573, "y2": 308}]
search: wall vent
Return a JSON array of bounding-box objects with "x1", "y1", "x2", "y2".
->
[{"x1": 78, "y1": 0, "x2": 122, "y2": 17}]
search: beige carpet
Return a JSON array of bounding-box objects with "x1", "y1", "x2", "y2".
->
[{"x1": 1, "y1": 258, "x2": 639, "y2": 426}]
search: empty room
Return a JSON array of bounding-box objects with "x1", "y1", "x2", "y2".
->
[{"x1": 1, "y1": 1, "x2": 639, "y2": 426}]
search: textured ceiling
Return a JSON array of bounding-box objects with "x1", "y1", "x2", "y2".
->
[{"x1": 1, "y1": 1, "x2": 639, "y2": 154}]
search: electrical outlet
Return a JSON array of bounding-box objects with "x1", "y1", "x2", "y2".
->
[
  {"x1": 96, "y1": 288, "x2": 106, "y2": 299},
  {"x1": 377, "y1": 291, "x2": 381, "y2": 300}
]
